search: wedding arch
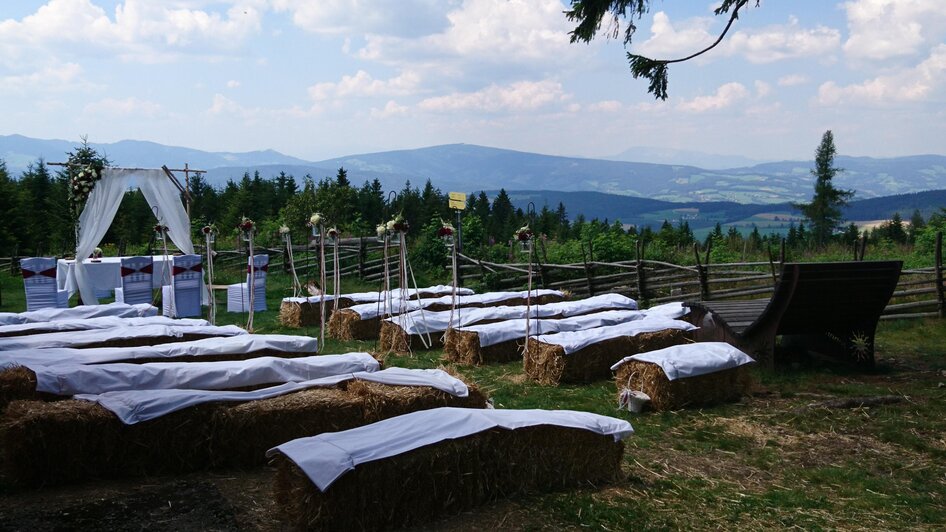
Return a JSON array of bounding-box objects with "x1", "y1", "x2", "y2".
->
[{"x1": 74, "y1": 167, "x2": 197, "y2": 304}]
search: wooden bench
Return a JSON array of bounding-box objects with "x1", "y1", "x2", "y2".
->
[{"x1": 685, "y1": 261, "x2": 903, "y2": 369}]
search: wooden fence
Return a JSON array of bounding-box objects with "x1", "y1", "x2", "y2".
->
[{"x1": 3, "y1": 233, "x2": 943, "y2": 320}]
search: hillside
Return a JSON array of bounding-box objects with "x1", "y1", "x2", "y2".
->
[{"x1": 3, "y1": 134, "x2": 946, "y2": 206}]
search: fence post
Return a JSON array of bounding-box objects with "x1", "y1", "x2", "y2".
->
[
  {"x1": 859, "y1": 234, "x2": 867, "y2": 261},
  {"x1": 936, "y1": 231, "x2": 944, "y2": 319},
  {"x1": 779, "y1": 238, "x2": 786, "y2": 264},
  {"x1": 580, "y1": 241, "x2": 595, "y2": 296},
  {"x1": 635, "y1": 239, "x2": 646, "y2": 301},
  {"x1": 358, "y1": 238, "x2": 366, "y2": 279},
  {"x1": 694, "y1": 243, "x2": 709, "y2": 300}
]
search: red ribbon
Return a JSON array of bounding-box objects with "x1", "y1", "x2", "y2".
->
[
  {"x1": 120, "y1": 264, "x2": 154, "y2": 277},
  {"x1": 172, "y1": 264, "x2": 203, "y2": 275},
  {"x1": 248, "y1": 264, "x2": 269, "y2": 273},
  {"x1": 22, "y1": 267, "x2": 57, "y2": 279}
]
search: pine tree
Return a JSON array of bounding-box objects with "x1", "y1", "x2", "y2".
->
[{"x1": 795, "y1": 130, "x2": 854, "y2": 246}]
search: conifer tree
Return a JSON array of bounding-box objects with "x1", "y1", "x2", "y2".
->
[{"x1": 795, "y1": 130, "x2": 853, "y2": 246}]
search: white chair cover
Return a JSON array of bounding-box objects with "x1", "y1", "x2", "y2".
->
[
  {"x1": 114, "y1": 256, "x2": 154, "y2": 306},
  {"x1": 162, "y1": 254, "x2": 202, "y2": 318},
  {"x1": 21, "y1": 257, "x2": 69, "y2": 311},
  {"x1": 227, "y1": 254, "x2": 268, "y2": 313}
]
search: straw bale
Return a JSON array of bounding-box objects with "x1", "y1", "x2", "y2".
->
[
  {"x1": 377, "y1": 321, "x2": 444, "y2": 354},
  {"x1": 327, "y1": 309, "x2": 382, "y2": 341},
  {"x1": 0, "y1": 374, "x2": 486, "y2": 488},
  {"x1": 272, "y1": 424, "x2": 624, "y2": 530},
  {"x1": 524, "y1": 329, "x2": 690, "y2": 385},
  {"x1": 614, "y1": 359, "x2": 754, "y2": 411},
  {"x1": 69, "y1": 332, "x2": 226, "y2": 350},
  {"x1": 443, "y1": 329, "x2": 523, "y2": 366},
  {"x1": 345, "y1": 379, "x2": 488, "y2": 423},
  {"x1": 0, "y1": 366, "x2": 67, "y2": 409}
]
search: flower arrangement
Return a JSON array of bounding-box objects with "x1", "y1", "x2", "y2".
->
[
  {"x1": 437, "y1": 220, "x2": 455, "y2": 238},
  {"x1": 91, "y1": 247, "x2": 103, "y2": 259},
  {"x1": 516, "y1": 225, "x2": 534, "y2": 242},
  {"x1": 327, "y1": 227, "x2": 339, "y2": 240},
  {"x1": 278, "y1": 225, "x2": 290, "y2": 235},
  {"x1": 307, "y1": 213, "x2": 323, "y2": 227},
  {"x1": 376, "y1": 224, "x2": 387, "y2": 238},
  {"x1": 238, "y1": 216, "x2": 255, "y2": 233},
  {"x1": 201, "y1": 224, "x2": 218, "y2": 236},
  {"x1": 154, "y1": 224, "x2": 169, "y2": 238},
  {"x1": 390, "y1": 213, "x2": 409, "y2": 233},
  {"x1": 69, "y1": 162, "x2": 105, "y2": 213}
]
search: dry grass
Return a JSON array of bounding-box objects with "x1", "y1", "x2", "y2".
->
[
  {"x1": 614, "y1": 360, "x2": 754, "y2": 411},
  {"x1": 443, "y1": 329, "x2": 524, "y2": 366},
  {"x1": 523, "y1": 329, "x2": 690, "y2": 385}
]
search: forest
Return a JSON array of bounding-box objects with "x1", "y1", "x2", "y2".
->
[{"x1": 1, "y1": 142, "x2": 944, "y2": 274}]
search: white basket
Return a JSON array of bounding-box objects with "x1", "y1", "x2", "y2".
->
[{"x1": 618, "y1": 389, "x2": 651, "y2": 413}]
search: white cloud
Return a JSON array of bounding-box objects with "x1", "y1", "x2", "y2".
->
[
  {"x1": 843, "y1": 0, "x2": 946, "y2": 62},
  {"x1": 271, "y1": 0, "x2": 450, "y2": 37},
  {"x1": 818, "y1": 43, "x2": 946, "y2": 105},
  {"x1": 208, "y1": 93, "x2": 241, "y2": 115},
  {"x1": 0, "y1": 62, "x2": 86, "y2": 92},
  {"x1": 308, "y1": 70, "x2": 421, "y2": 101},
  {"x1": 726, "y1": 17, "x2": 841, "y2": 64},
  {"x1": 636, "y1": 12, "x2": 839, "y2": 64},
  {"x1": 677, "y1": 82, "x2": 749, "y2": 112},
  {"x1": 418, "y1": 80, "x2": 567, "y2": 113},
  {"x1": 83, "y1": 96, "x2": 162, "y2": 117},
  {"x1": 226, "y1": 80, "x2": 241, "y2": 89},
  {"x1": 0, "y1": 0, "x2": 262, "y2": 66},
  {"x1": 356, "y1": 0, "x2": 576, "y2": 72},
  {"x1": 371, "y1": 100, "x2": 409, "y2": 118},
  {"x1": 754, "y1": 80, "x2": 771, "y2": 98},
  {"x1": 778, "y1": 74, "x2": 809, "y2": 86},
  {"x1": 587, "y1": 100, "x2": 624, "y2": 113}
]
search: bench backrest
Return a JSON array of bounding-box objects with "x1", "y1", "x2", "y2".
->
[{"x1": 749, "y1": 261, "x2": 902, "y2": 336}]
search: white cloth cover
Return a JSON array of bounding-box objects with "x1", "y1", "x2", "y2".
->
[
  {"x1": 0, "y1": 323, "x2": 245, "y2": 351},
  {"x1": 227, "y1": 254, "x2": 268, "y2": 312},
  {"x1": 75, "y1": 169, "x2": 194, "y2": 305},
  {"x1": 114, "y1": 256, "x2": 154, "y2": 305},
  {"x1": 21, "y1": 257, "x2": 70, "y2": 311},
  {"x1": 0, "y1": 315, "x2": 208, "y2": 337},
  {"x1": 0, "y1": 333, "x2": 317, "y2": 369},
  {"x1": 30, "y1": 352, "x2": 380, "y2": 396},
  {"x1": 162, "y1": 254, "x2": 203, "y2": 318},
  {"x1": 58, "y1": 256, "x2": 174, "y2": 298},
  {"x1": 282, "y1": 286, "x2": 475, "y2": 305},
  {"x1": 610, "y1": 341, "x2": 756, "y2": 379},
  {"x1": 267, "y1": 407, "x2": 635, "y2": 492},
  {"x1": 642, "y1": 302, "x2": 689, "y2": 319},
  {"x1": 533, "y1": 317, "x2": 697, "y2": 355},
  {"x1": 460, "y1": 309, "x2": 647, "y2": 347},
  {"x1": 348, "y1": 289, "x2": 563, "y2": 320},
  {"x1": 389, "y1": 293, "x2": 639, "y2": 336},
  {"x1": 75, "y1": 367, "x2": 469, "y2": 424},
  {"x1": 0, "y1": 302, "x2": 156, "y2": 326}
]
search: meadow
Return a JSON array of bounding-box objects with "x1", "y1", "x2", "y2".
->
[{"x1": 0, "y1": 268, "x2": 944, "y2": 530}]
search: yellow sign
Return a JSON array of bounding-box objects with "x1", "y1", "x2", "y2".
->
[{"x1": 448, "y1": 192, "x2": 466, "y2": 210}]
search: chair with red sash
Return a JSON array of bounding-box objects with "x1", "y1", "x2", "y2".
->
[
  {"x1": 161, "y1": 254, "x2": 203, "y2": 318},
  {"x1": 114, "y1": 256, "x2": 154, "y2": 306},
  {"x1": 21, "y1": 257, "x2": 70, "y2": 311},
  {"x1": 227, "y1": 254, "x2": 268, "y2": 313}
]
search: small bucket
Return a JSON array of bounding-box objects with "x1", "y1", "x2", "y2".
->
[{"x1": 619, "y1": 389, "x2": 651, "y2": 413}]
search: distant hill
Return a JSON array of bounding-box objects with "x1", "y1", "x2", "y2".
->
[
  {"x1": 603, "y1": 146, "x2": 764, "y2": 169},
  {"x1": 498, "y1": 189, "x2": 946, "y2": 231},
  {"x1": 3, "y1": 134, "x2": 946, "y2": 206}
]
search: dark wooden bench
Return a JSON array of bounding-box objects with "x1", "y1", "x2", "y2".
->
[{"x1": 685, "y1": 261, "x2": 903, "y2": 369}]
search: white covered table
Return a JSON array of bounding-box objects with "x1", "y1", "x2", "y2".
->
[{"x1": 57, "y1": 256, "x2": 174, "y2": 298}]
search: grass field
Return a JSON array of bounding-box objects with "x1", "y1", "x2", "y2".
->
[{"x1": 1, "y1": 269, "x2": 945, "y2": 529}]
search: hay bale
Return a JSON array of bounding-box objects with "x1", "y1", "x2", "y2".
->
[
  {"x1": 345, "y1": 379, "x2": 488, "y2": 423},
  {"x1": 0, "y1": 366, "x2": 65, "y2": 409},
  {"x1": 378, "y1": 321, "x2": 444, "y2": 353},
  {"x1": 272, "y1": 424, "x2": 623, "y2": 530},
  {"x1": 614, "y1": 359, "x2": 754, "y2": 411},
  {"x1": 524, "y1": 329, "x2": 690, "y2": 385},
  {"x1": 443, "y1": 329, "x2": 523, "y2": 366},
  {"x1": 0, "y1": 375, "x2": 488, "y2": 488},
  {"x1": 327, "y1": 309, "x2": 382, "y2": 341},
  {"x1": 70, "y1": 332, "x2": 225, "y2": 350}
]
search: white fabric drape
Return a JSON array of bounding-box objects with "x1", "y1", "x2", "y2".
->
[
  {"x1": 137, "y1": 170, "x2": 194, "y2": 255},
  {"x1": 75, "y1": 168, "x2": 194, "y2": 304},
  {"x1": 75, "y1": 170, "x2": 134, "y2": 304}
]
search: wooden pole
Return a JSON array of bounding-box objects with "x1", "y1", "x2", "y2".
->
[
  {"x1": 694, "y1": 243, "x2": 709, "y2": 300},
  {"x1": 635, "y1": 239, "x2": 646, "y2": 301},
  {"x1": 779, "y1": 238, "x2": 786, "y2": 264},
  {"x1": 580, "y1": 241, "x2": 594, "y2": 296},
  {"x1": 859, "y1": 234, "x2": 867, "y2": 261},
  {"x1": 936, "y1": 231, "x2": 944, "y2": 319}
]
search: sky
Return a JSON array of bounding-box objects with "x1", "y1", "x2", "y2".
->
[{"x1": 1, "y1": 0, "x2": 945, "y2": 163}]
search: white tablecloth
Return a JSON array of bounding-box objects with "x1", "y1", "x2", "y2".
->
[{"x1": 57, "y1": 256, "x2": 174, "y2": 298}]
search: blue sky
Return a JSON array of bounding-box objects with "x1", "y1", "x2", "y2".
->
[{"x1": 1, "y1": 0, "x2": 944, "y2": 163}]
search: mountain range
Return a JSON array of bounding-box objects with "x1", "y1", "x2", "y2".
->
[{"x1": 3, "y1": 134, "x2": 945, "y2": 211}]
